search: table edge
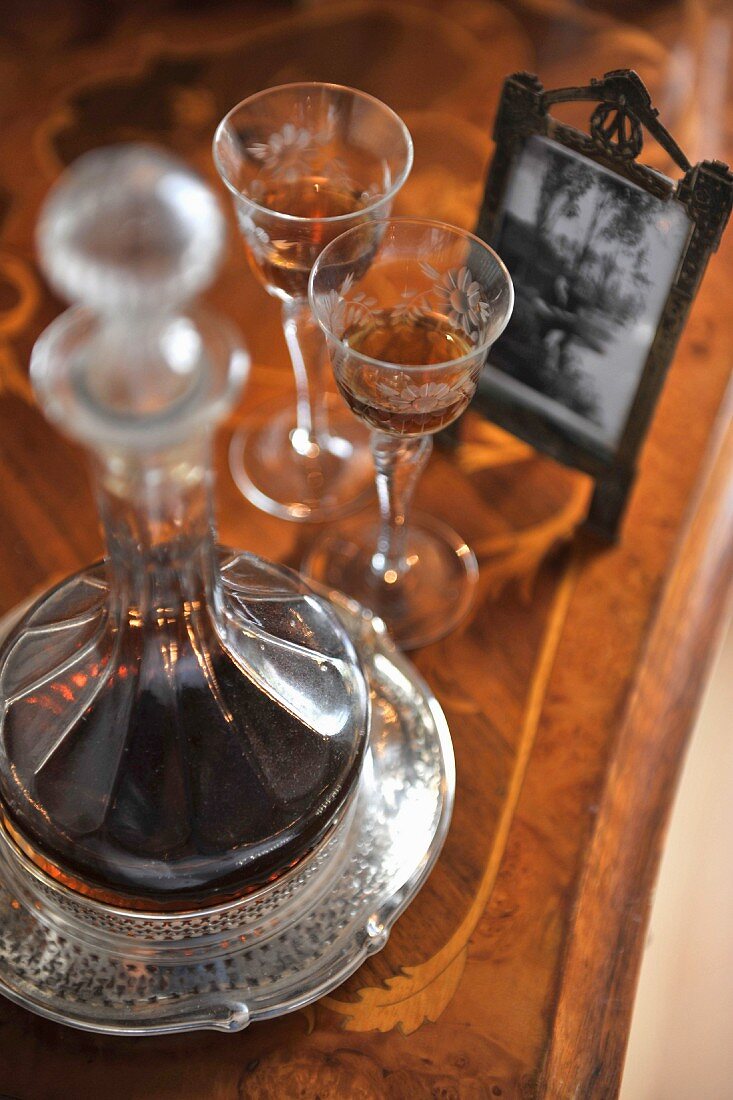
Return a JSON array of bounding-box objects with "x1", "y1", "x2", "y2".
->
[{"x1": 537, "y1": 376, "x2": 733, "y2": 1099}]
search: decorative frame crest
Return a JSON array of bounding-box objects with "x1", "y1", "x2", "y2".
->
[{"x1": 472, "y1": 69, "x2": 733, "y2": 540}]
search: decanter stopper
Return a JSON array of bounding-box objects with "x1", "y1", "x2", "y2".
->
[
  {"x1": 38, "y1": 143, "x2": 224, "y2": 313},
  {"x1": 0, "y1": 145, "x2": 369, "y2": 909},
  {"x1": 32, "y1": 146, "x2": 247, "y2": 449}
]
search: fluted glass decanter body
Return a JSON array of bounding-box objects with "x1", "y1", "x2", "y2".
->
[{"x1": 0, "y1": 147, "x2": 368, "y2": 908}]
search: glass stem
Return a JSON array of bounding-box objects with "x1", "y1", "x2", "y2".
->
[
  {"x1": 282, "y1": 297, "x2": 330, "y2": 458},
  {"x1": 370, "y1": 430, "x2": 432, "y2": 583}
]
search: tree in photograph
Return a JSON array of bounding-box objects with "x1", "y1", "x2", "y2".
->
[
  {"x1": 570, "y1": 173, "x2": 657, "y2": 305},
  {"x1": 550, "y1": 174, "x2": 657, "y2": 380},
  {"x1": 534, "y1": 149, "x2": 596, "y2": 244},
  {"x1": 593, "y1": 252, "x2": 619, "y2": 305}
]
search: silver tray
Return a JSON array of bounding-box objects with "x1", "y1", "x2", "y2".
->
[{"x1": 0, "y1": 594, "x2": 454, "y2": 1035}]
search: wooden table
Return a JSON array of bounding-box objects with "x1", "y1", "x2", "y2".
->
[{"x1": 0, "y1": 2, "x2": 731, "y2": 1096}]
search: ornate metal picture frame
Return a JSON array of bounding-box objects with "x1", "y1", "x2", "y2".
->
[{"x1": 472, "y1": 69, "x2": 733, "y2": 540}]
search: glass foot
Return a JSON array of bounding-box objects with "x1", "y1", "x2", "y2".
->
[
  {"x1": 303, "y1": 512, "x2": 479, "y2": 650},
  {"x1": 229, "y1": 394, "x2": 374, "y2": 522}
]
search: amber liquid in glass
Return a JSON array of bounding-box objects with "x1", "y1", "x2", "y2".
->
[
  {"x1": 247, "y1": 177, "x2": 372, "y2": 298},
  {"x1": 335, "y1": 310, "x2": 479, "y2": 434}
]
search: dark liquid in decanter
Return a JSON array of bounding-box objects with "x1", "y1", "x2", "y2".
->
[{"x1": 0, "y1": 554, "x2": 364, "y2": 910}]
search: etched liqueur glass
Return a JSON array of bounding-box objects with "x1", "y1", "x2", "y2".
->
[
  {"x1": 0, "y1": 146, "x2": 369, "y2": 910},
  {"x1": 213, "y1": 82, "x2": 413, "y2": 521},
  {"x1": 305, "y1": 218, "x2": 514, "y2": 650}
]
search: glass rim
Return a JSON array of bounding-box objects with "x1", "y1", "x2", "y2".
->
[
  {"x1": 212, "y1": 81, "x2": 414, "y2": 225},
  {"x1": 308, "y1": 216, "x2": 515, "y2": 372}
]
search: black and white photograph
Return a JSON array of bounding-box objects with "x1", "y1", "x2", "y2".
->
[{"x1": 485, "y1": 135, "x2": 691, "y2": 450}]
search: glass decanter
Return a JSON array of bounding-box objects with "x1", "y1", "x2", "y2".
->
[{"x1": 0, "y1": 145, "x2": 369, "y2": 910}]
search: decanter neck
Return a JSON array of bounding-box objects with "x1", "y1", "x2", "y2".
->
[{"x1": 92, "y1": 436, "x2": 219, "y2": 621}]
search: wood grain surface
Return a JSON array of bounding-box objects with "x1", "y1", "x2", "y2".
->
[{"x1": 0, "y1": 2, "x2": 731, "y2": 1097}]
